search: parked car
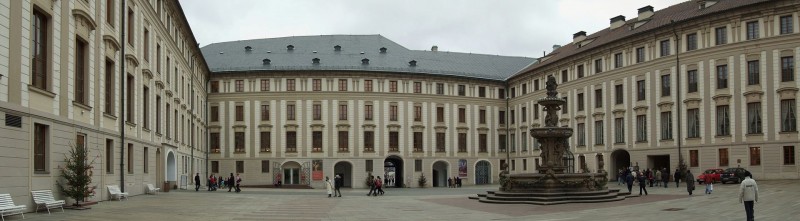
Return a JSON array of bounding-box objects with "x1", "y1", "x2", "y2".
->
[
  {"x1": 696, "y1": 168, "x2": 724, "y2": 184},
  {"x1": 721, "y1": 167, "x2": 751, "y2": 184}
]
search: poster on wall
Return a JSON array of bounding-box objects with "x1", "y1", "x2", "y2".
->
[
  {"x1": 458, "y1": 159, "x2": 467, "y2": 177},
  {"x1": 312, "y1": 160, "x2": 323, "y2": 181}
]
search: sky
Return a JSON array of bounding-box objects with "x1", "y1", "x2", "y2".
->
[{"x1": 180, "y1": 0, "x2": 686, "y2": 58}]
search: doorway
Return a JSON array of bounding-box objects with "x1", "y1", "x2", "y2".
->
[
  {"x1": 334, "y1": 161, "x2": 353, "y2": 187},
  {"x1": 432, "y1": 161, "x2": 448, "y2": 187},
  {"x1": 282, "y1": 161, "x2": 302, "y2": 185},
  {"x1": 384, "y1": 156, "x2": 403, "y2": 188},
  {"x1": 611, "y1": 149, "x2": 631, "y2": 180},
  {"x1": 648, "y1": 155, "x2": 671, "y2": 172},
  {"x1": 475, "y1": 160, "x2": 491, "y2": 185},
  {"x1": 167, "y1": 151, "x2": 177, "y2": 184}
]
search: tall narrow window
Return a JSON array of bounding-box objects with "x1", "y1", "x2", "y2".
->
[
  {"x1": 389, "y1": 81, "x2": 398, "y2": 92},
  {"x1": 784, "y1": 146, "x2": 796, "y2": 165},
  {"x1": 235, "y1": 105, "x2": 244, "y2": 121},
  {"x1": 436, "y1": 133, "x2": 446, "y2": 152},
  {"x1": 458, "y1": 133, "x2": 467, "y2": 152},
  {"x1": 717, "y1": 65, "x2": 728, "y2": 89},
  {"x1": 561, "y1": 70, "x2": 568, "y2": 83},
  {"x1": 522, "y1": 106, "x2": 528, "y2": 121},
  {"x1": 32, "y1": 10, "x2": 49, "y2": 90},
  {"x1": 661, "y1": 111, "x2": 672, "y2": 140},
  {"x1": 34, "y1": 123, "x2": 48, "y2": 172},
  {"x1": 143, "y1": 86, "x2": 149, "y2": 129},
  {"x1": 782, "y1": 56, "x2": 795, "y2": 82},
  {"x1": 143, "y1": 28, "x2": 149, "y2": 61},
  {"x1": 747, "y1": 60, "x2": 760, "y2": 85},
  {"x1": 143, "y1": 147, "x2": 148, "y2": 173},
  {"x1": 105, "y1": 60, "x2": 115, "y2": 114},
  {"x1": 636, "y1": 80, "x2": 646, "y2": 101},
  {"x1": 614, "y1": 118, "x2": 624, "y2": 143},
  {"x1": 479, "y1": 86, "x2": 486, "y2": 97},
  {"x1": 686, "y1": 33, "x2": 697, "y2": 51},
  {"x1": 594, "y1": 59, "x2": 603, "y2": 73},
  {"x1": 690, "y1": 150, "x2": 699, "y2": 167},
  {"x1": 780, "y1": 15, "x2": 794, "y2": 35},
  {"x1": 261, "y1": 160, "x2": 270, "y2": 173},
  {"x1": 636, "y1": 115, "x2": 647, "y2": 142},
  {"x1": 235, "y1": 80, "x2": 244, "y2": 92},
  {"x1": 479, "y1": 109, "x2": 486, "y2": 124},
  {"x1": 498, "y1": 134, "x2": 507, "y2": 152},
  {"x1": 436, "y1": 83, "x2": 444, "y2": 95},
  {"x1": 286, "y1": 79, "x2": 295, "y2": 91},
  {"x1": 594, "y1": 120, "x2": 604, "y2": 145},
  {"x1": 75, "y1": 38, "x2": 88, "y2": 104},
  {"x1": 210, "y1": 133, "x2": 220, "y2": 153},
  {"x1": 389, "y1": 132, "x2": 399, "y2": 151},
  {"x1": 577, "y1": 93, "x2": 584, "y2": 111},
  {"x1": 339, "y1": 104, "x2": 348, "y2": 120},
  {"x1": 211, "y1": 161, "x2": 219, "y2": 173},
  {"x1": 479, "y1": 134, "x2": 488, "y2": 153},
  {"x1": 156, "y1": 44, "x2": 161, "y2": 73},
  {"x1": 414, "y1": 106, "x2": 422, "y2": 122},
  {"x1": 312, "y1": 131, "x2": 322, "y2": 152},
  {"x1": 156, "y1": 96, "x2": 161, "y2": 133},
  {"x1": 413, "y1": 132, "x2": 423, "y2": 152},
  {"x1": 782, "y1": 99, "x2": 797, "y2": 132},
  {"x1": 636, "y1": 47, "x2": 645, "y2": 63},
  {"x1": 313, "y1": 104, "x2": 322, "y2": 120},
  {"x1": 106, "y1": 139, "x2": 114, "y2": 173},
  {"x1": 595, "y1": 89, "x2": 603, "y2": 108},
  {"x1": 312, "y1": 79, "x2": 321, "y2": 91},
  {"x1": 339, "y1": 79, "x2": 348, "y2": 91},
  {"x1": 415, "y1": 82, "x2": 422, "y2": 93},
  {"x1": 687, "y1": 70, "x2": 698, "y2": 93},
  {"x1": 165, "y1": 104, "x2": 170, "y2": 138},
  {"x1": 499, "y1": 111, "x2": 505, "y2": 124},
  {"x1": 747, "y1": 102, "x2": 762, "y2": 134},
  {"x1": 661, "y1": 74, "x2": 670, "y2": 97},
  {"x1": 660, "y1": 39, "x2": 670, "y2": 57},
  {"x1": 458, "y1": 85, "x2": 465, "y2": 96},
  {"x1": 687, "y1": 108, "x2": 700, "y2": 138},
  {"x1": 364, "y1": 131, "x2": 374, "y2": 152},
  {"x1": 719, "y1": 148, "x2": 729, "y2": 167},
  {"x1": 286, "y1": 131, "x2": 297, "y2": 152},
  {"x1": 577, "y1": 65, "x2": 584, "y2": 78},
  {"x1": 715, "y1": 27, "x2": 727, "y2": 45},
  {"x1": 236, "y1": 161, "x2": 244, "y2": 173},
  {"x1": 561, "y1": 97, "x2": 567, "y2": 114},
  {"x1": 127, "y1": 8, "x2": 134, "y2": 46},
  {"x1": 338, "y1": 131, "x2": 349, "y2": 152},
  {"x1": 210, "y1": 81, "x2": 219, "y2": 93},
  {"x1": 364, "y1": 80, "x2": 373, "y2": 92},
  {"x1": 614, "y1": 53, "x2": 622, "y2": 68},
  {"x1": 614, "y1": 85, "x2": 623, "y2": 104},
  {"x1": 717, "y1": 105, "x2": 730, "y2": 136},
  {"x1": 287, "y1": 104, "x2": 295, "y2": 120},
  {"x1": 126, "y1": 74, "x2": 135, "y2": 122},
  {"x1": 533, "y1": 104, "x2": 539, "y2": 119},
  {"x1": 234, "y1": 132, "x2": 245, "y2": 153},
  {"x1": 210, "y1": 106, "x2": 219, "y2": 122},
  {"x1": 261, "y1": 79, "x2": 270, "y2": 91},
  {"x1": 106, "y1": 0, "x2": 115, "y2": 26},
  {"x1": 577, "y1": 123, "x2": 585, "y2": 146},
  {"x1": 749, "y1": 147, "x2": 761, "y2": 166},
  {"x1": 364, "y1": 105, "x2": 373, "y2": 121},
  {"x1": 390, "y1": 105, "x2": 398, "y2": 121},
  {"x1": 261, "y1": 104, "x2": 270, "y2": 121},
  {"x1": 458, "y1": 108, "x2": 466, "y2": 123},
  {"x1": 746, "y1": 21, "x2": 759, "y2": 40}
]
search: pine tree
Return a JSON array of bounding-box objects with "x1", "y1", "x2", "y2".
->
[{"x1": 57, "y1": 143, "x2": 96, "y2": 206}]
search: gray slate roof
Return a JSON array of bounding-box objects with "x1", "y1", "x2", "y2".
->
[{"x1": 201, "y1": 35, "x2": 535, "y2": 81}]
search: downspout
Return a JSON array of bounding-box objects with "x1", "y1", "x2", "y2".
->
[
  {"x1": 671, "y1": 20, "x2": 685, "y2": 175},
  {"x1": 119, "y1": 0, "x2": 126, "y2": 192},
  {"x1": 190, "y1": 55, "x2": 194, "y2": 185},
  {"x1": 505, "y1": 83, "x2": 510, "y2": 173}
]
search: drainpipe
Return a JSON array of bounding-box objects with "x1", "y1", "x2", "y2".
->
[
  {"x1": 190, "y1": 55, "x2": 195, "y2": 185},
  {"x1": 505, "y1": 83, "x2": 510, "y2": 173},
  {"x1": 119, "y1": 0, "x2": 126, "y2": 192},
  {"x1": 671, "y1": 20, "x2": 685, "y2": 175}
]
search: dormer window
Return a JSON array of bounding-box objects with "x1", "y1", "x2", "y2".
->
[
  {"x1": 244, "y1": 46, "x2": 252, "y2": 51},
  {"x1": 334, "y1": 45, "x2": 341, "y2": 51},
  {"x1": 287, "y1": 45, "x2": 294, "y2": 51},
  {"x1": 379, "y1": 47, "x2": 387, "y2": 53},
  {"x1": 361, "y1": 58, "x2": 369, "y2": 65},
  {"x1": 409, "y1": 60, "x2": 417, "y2": 66},
  {"x1": 262, "y1": 59, "x2": 271, "y2": 65},
  {"x1": 312, "y1": 58, "x2": 320, "y2": 64}
]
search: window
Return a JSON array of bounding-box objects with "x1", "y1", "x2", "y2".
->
[
  {"x1": 719, "y1": 148, "x2": 729, "y2": 167},
  {"x1": 522, "y1": 84, "x2": 527, "y2": 95},
  {"x1": 717, "y1": 105, "x2": 730, "y2": 136},
  {"x1": 458, "y1": 108, "x2": 466, "y2": 123},
  {"x1": 312, "y1": 131, "x2": 322, "y2": 152},
  {"x1": 389, "y1": 104, "x2": 398, "y2": 121},
  {"x1": 782, "y1": 99, "x2": 797, "y2": 132},
  {"x1": 339, "y1": 131, "x2": 349, "y2": 152},
  {"x1": 364, "y1": 80, "x2": 373, "y2": 92},
  {"x1": 746, "y1": 21, "x2": 759, "y2": 40},
  {"x1": 636, "y1": 80, "x2": 645, "y2": 101},
  {"x1": 636, "y1": 47, "x2": 645, "y2": 63},
  {"x1": 429, "y1": 132, "x2": 443, "y2": 152},
  {"x1": 234, "y1": 132, "x2": 245, "y2": 153},
  {"x1": 260, "y1": 132, "x2": 271, "y2": 152},
  {"x1": 261, "y1": 79, "x2": 270, "y2": 91},
  {"x1": 780, "y1": 15, "x2": 794, "y2": 35},
  {"x1": 595, "y1": 89, "x2": 602, "y2": 108},
  {"x1": 235, "y1": 105, "x2": 244, "y2": 121},
  {"x1": 614, "y1": 118, "x2": 624, "y2": 143},
  {"x1": 458, "y1": 133, "x2": 467, "y2": 152},
  {"x1": 286, "y1": 131, "x2": 297, "y2": 152},
  {"x1": 521, "y1": 132, "x2": 527, "y2": 152},
  {"x1": 166, "y1": 57, "x2": 170, "y2": 84},
  {"x1": 312, "y1": 79, "x2": 322, "y2": 91},
  {"x1": 510, "y1": 88, "x2": 515, "y2": 98},
  {"x1": 364, "y1": 131, "x2": 374, "y2": 152},
  {"x1": 687, "y1": 70, "x2": 698, "y2": 93},
  {"x1": 686, "y1": 33, "x2": 697, "y2": 51},
  {"x1": 614, "y1": 53, "x2": 622, "y2": 68},
  {"x1": 413, "y1": 132, "x2": 423, "y2": 152},
  {"x1": 210, "y1": 81, "x2": 219, "y2": 93},
  {"x1": 782, "y1": 56, "x2": 795, "y2": 82},
  {"x1": 577, "y1": 65, "x2": 584, "y2": 78},
  {"x1": 510, "y1": 110, "x2": 515, "y2": 124},
  {"x1": 413, "y1": 106, "x2": 422, "y2": 122},
  {"x1": 210, "y1": 106, "x2": 219, "y2": 122},
  {"x1": 212, "y1": 161, "x2": 219, "y2": 173},
  {"x1": 286, "y1": 79, "x2": 295, "y2": 91},
  {"x1": 715, "y1": 27, "x2": 727, "y2": 45},
  {"x1": 364, "y1": 105, "x2": 373, "y2": 120},
  {"x1": 414, "y1": 82, "x2": 422, "y2": 93},
  {"x1": 521, "y1": 107, "x2": 527, "y2": 121},
  {"x1": 287, "y1": 104, "x2": 295, "y2": 120},
  {"x1": 594, "y1": 120, "x2": 604, "y2": 145},
  {"x1": 232, "y1": 80, "x2": 243, "y2": 92},
  {"x1": 236, "y1": 161, "x2": 244, "y2": 173},
  {"x1": 105, "y1": 60, "x2": 115, "y2": 113},
  {"x1": 389, "y1": 81, "x2": 398, "y2": 92},
  {"x1": 143, "y1": 147, "x2": 149, "y2": 173},
  {"x1": 594, "y1": 59, "x2": 603, "y2": 73},
  {"x1": 523, "y1": 159, "x2": 528, "y2": 171},
  {"x1": 747, "y1": 60, "x2": 760, "y2": 85},
  {"x1": 499, "y1": 111, "x2": 506, "y2": 124},
  {"x1": 660, "y1": 39, "x2": 670, "y2": 57},
  {"x1": 366, "y1": 160, "x2": 373, "y2": 172},
  {"x1": 479, "y1": 109, "x2": 486, "y2": 124},
  {"x1": 389, "y1": 132, "x2": 399, "y2": 151},
  {"x1": 687, "y1": 108, "x2": 700, "y2": 138},
  {"x1": 561, "y1": 97, "x2": 568, "y2": 114},
  {"x1": 458, "y1": 85, "x2": 466, "y2": 96},
  {"x1": 156, "y1": 44, "x2": 161, "y2": 73},
  {"x1": 661, "y1": 111, "x2": 672, "y2": 140},
  {"x1": 437, "y1": 107, "x2": 444, "y2": 122},
  {"x1": 165, "y1": 104, "x2": 170, "y2": 138},
  {"x1": 498, "y1": 134, "x2": 507, "y2": 152},
  {"x1": 126, "y1": 74, "x2": 135, "y2": 122},
  {"x1": 747, "y1": 102, "x2": 762, "y2": 134},
  {"x1": 690, "y1": 150, "x2": 699, "y2": 167},
  {"x1": 661, "y1": 74, "x2": 670, "y2": 97},
  {"x1": 511, "y1": 160, "x2": 515, "y2": 171},
  {"x1": 261, "y1": 105, "x2": 270, "y2": 121},
  {"x1": 533, "y1": 104, "x2": 539, "y2": 119},
  {"x1": 261, "y1": 160, "x2": 270, "y2": 173},
  {"x1": 339, "y1": 104, "x2": 348, "y2": 120},
  {"x1": 577, "y1": 93, "x2": 584, "y2": 111},
  {"x1": 749, "y1": 147, "x2": 761, "y2": 166},
  {"x1": 155, "y1": 96, "x2": 161, "y2": 133},
  {"x1": 784, "y1": 146, "x2": 796, "y2": 165},
  {"x1": 478, "y1": 86, "x2": 486, "y2": 97},
  {"x1": 636, "y1": 115, "x2": 647, "y2": 142},
  {"x1": 210, "y1": 133, "x2": 220, "y2": 153},
  {"x1": 127, "y1": 144, "x2": 133, "y2": 173},
  {"x1": 143, "y1": 28, "x2": 149, "y2": 61},
  {"x1": 436, "y1": 83, "x2": 444, "y2": 95},
  {"x1": 716, "y1": 65, "x2": 728, "y2": 89},
  {"x1": 127, "y1": 8, "x2": 134, "y2": 46},
  {"x1": 34, "y1": 123, "x2": 48, "y2": 172},
  {"x1": 106, "y1": 0, "x2": 115, "y2": 26},
  {"x1": 339, "y1": 79, "x2": 348, "y2": 91},
  {"x1": 415, "y1": 160, "x2": 423, "y2": 172},
  {"x1": 498, "y1": 88, "x2": 505, "y2": 99},
  {"x1": 142, "y1": 86, "x2": 149, "y2": 128},
  {"x1": 106, "y1": 139, "x2": 114, "y2": 173},
  {"x1": 75, "y1": 38, "x2": 88, "y2": 104}
]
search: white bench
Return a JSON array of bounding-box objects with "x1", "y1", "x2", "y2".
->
[
  {"x1": 0, "y1": 194, "x2": 26, "y2": 221},
  {"x1": 30, "y1": 190, "x2": 64, "y2": 214},
  {"x1": 146, "y1": 184, "x2": 161, "y2": 195},
  {"x1": 107, "y1": 185, "x2": 128, "y2": 201}
]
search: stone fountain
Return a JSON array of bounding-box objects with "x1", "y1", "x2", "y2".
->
[{"x1": 471, "y1": 76, "x2": 629, "y2": 205}]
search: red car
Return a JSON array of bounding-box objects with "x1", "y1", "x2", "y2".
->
[{"x1": 696, "y1": 168, "x2": 724, "y2": 184}]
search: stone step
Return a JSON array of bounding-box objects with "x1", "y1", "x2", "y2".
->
[
  {"x1": 489, "y1": 189, "x2": 624, "y2": 197},
  {"x1": 484, "y1": 192, "x2": 622, "y2": 202},
  {"x1": 475, "y1": 195, "x2": 627, "y2": 205}
]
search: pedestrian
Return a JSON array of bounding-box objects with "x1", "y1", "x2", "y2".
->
[
  {"x1": 637, "y1": 172, "x2": 648, "y2": 195},
  {"x1": 662, "y1": 168, "x2": 669, "y2": 188},
  {"x1": 625, "y1": 172, "x2": 634, "y2": 193},
  {"x1": 384, "y1": 176, "x2": 388, "y2": 188},
  {"x1": 685, "y1": 170, "x2": 695, "y2": 195},
  {"x1": 208, "y1": 175, "x2": 215, "y2": 191},
  {"x1": 325, "y1": 176, "x2": 333, "y2": 197},
  {"x1": 194, "y1": 173, "x2": 201, "y2": 191},
  {"x1": 334, "y1": 174, "x2": 343, "y2": 197},
  {"x1": 618, "y1": 169, "x2": 625, "y2": 185},
  {"x1": 457, "y1": 176, "x2": 462, "y2": 188},
  {"x1": 235, "y1": 173, "x2": 242, "y2": 193},
  {"x1": 647, "y1": 169, "x2": 654, "y2": 187},
  {"x1": 655, "y1": 169, "x2": 662, "y2": 187},
  {"x1": 228, "y1": 173, "x2": 235, "y2": 192},
  {"x1": 674, "y1": 169, "x2": 681, "y2": 188},
  {"x1": 375, "y1": 176, "x2": 384, "y2": 196},
  {"x1": 704, "y1": 171, "x2": 714, "y2": 194},
  {"x1": 448, "y1": 177, "x2": 453, "y2": 188},
  {"x1": 366, "y1": 175, "x2": 375, "y2": 196},
  {"x1": 739, "y1": 172, "x2": 758, "y2": 221}
]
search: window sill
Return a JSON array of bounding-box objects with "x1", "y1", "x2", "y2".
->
[
  {"x1": 714, "y1": 135, "x2": 732, "y2": 138},
  {"x1": 779, "y1": 131, "x2": 798, "y2": 134},
  {"x1": 686, "y1": 137, "x2": 701, "y2": 140},
  {"x1": 260, "y1": 150, "x2": 271, "y2": 153},
  {"x1": 311, "y1": 150, "x2": 323, "y2": 153},
  {"x1": 103, "y1": 112, "x2": 117, "y2": 120},
  {"x1": 659, "y1": 139, "x2": 674, "y2": 141},
  {"x1": 155, "y1": 132, "x2": 162, "y2": 137},
  {"x1": 363, "y1": 150, "x2": 375, "y2": 153},
  {"x1": 436, "y1": 150, "x2": 445, "y2": 153},
  {"x1": 28, "y1": 85, "x2": 56, "y2": 98},
  {"x1": 412, "y1": 150, "x2": 423, "y2": 153},
  {"x1": 34, "y1": 171, "x2": 50, "y2": 175},
  {"x1": 234, "y1": 151, "x2": 246, "y2": 154},
  {"x1": 636, "y1": 140, "x2": 648, "y2": 143},
  {"x1": 745, "y1": 133, "x2": 764, "y2": 137},
  {"x1": 211, "y1": 150, "x2": 220, "y2": 153},
  {"x1": 338, "y1": 151, "x2": 350, "y2": 153},
  {"x1": 125, "y1": 121, "x2": 137, "y2": 127},
  {"x1": 73, "y1": 101, "x2": 93, "y2": 111},
  {"x1": 142, "y1": 127, "x2": 151, "y2": 132}
]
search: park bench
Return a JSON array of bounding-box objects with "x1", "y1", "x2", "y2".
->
[
  {"x1": 146, "y1": 184, "x2": 161, "y2": 195},
  {"x1": 0, "y1": 193, "x2": 26, "y2": 221},
  {"x1": 107, "y1": 185, "x2": 128, "y2": 201},
  {"x1": 30, "y1": 190, "x2": 64, "y2": 214}
]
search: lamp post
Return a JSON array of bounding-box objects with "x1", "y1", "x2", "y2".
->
[{"x1": 671, "y1": 20, "x2": 687, "y2": 175}]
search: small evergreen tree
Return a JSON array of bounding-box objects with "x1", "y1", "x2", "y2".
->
[
  {"x1": 57, "y1": 143, "x2": 96, "y2": 206},
  {"x1": 418, "y1": 173, "x2": 427, "y2": 188}
]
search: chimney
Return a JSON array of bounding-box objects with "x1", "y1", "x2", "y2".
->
[
  {"x1": 638, "y1": 5, "x2": 654, "y2": 20},
  {"x1": 610, "y1": 15, "x2": 626, "y2": 30},
  {"x1": 431, "y1": 45, "x2": 438, "y2": 52},
  {"x1": 552, "y1": 45, "x2": 561, "y2": 51},
  {"x1": 572, "y1": 31, "x2": 586, "y2": 44}
]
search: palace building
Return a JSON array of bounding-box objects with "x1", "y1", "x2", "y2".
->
[{"x1": 1, "y1": 0, "x2": 799, "y2": 209}]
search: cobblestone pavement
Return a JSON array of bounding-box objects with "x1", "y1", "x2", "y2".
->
[{"x1": 14, "y1": 180, "x2": 798, "y2": 221}]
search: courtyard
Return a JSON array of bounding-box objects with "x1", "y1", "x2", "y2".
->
[{"x1": 11, "y1": 180, "x2": 797, "y2": 221}]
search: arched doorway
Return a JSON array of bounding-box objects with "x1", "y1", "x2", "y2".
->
[
  {"x1": 166, "y1": 151, "x2": 177, "y2": 187},
  {"x1": 281, "y1": 161, "x2": 302, "y2": 185},
  {"x1": 475, "y1": 160, "x2": 491, "y2": 185},
  {"x1": 384, "y1": 156, "x2": 403, "y2": 188},
  {"x1": 432, "y1": 161, "x2": 448, "y2": 187},
  {"x1": 611, "y1": 149, "x2": 631, "y2": 180},
  {"x1": 333, "y1": 161, "x2": 353, "y2": 188}
]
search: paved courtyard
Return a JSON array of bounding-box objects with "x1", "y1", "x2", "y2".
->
[{"x1": 12, "y1": 180, "x2": 798, "y2": 221}]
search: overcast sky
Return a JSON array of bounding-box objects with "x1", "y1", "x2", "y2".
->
[{"x1": 181, "y1": 0, "x2": 686, "y2": 58}]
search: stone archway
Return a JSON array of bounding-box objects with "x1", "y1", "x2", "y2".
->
[
  {"x1": 384, "y1": 156, "x2": 403, "y2": 188},
  {"x1": 611, "y1": 149, "x2": 631, "y2": 180},
  {"x1": 166, "y1": 151, "x2": 177, "y2": 188},
  {"x1": 281, "y1": 161, "x2": 302, "y2": 185},
  {"x1": 475, "y1": 160, "x2": 491, "y2": 185},
  {"x1": 432, "y1": 161, "x2": 449, "y2": 187},
  {"x1": 333, "y1": 161, "x2": 353, "y2": 188}
]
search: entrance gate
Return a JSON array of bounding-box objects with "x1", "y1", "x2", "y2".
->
[{"x1": 475, "y1": 161, "x2": 491, "y2": 185}]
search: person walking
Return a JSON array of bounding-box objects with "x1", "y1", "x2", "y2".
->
[
  {"x1": 375, "y1": 176, "x2": 384, "y2": 196},
  {"x1": 704, "y1": 172, "x2": 714, "y2": 194},
  {"x1": 617, "y1": 169, "x2": 624, "y2": 185},
  {"x1": 739, "y1": 172, "x2": 758, "y2": 221},
  {"x1": 662, "y1": 168, "x2": 670, "y2": 188},
  {"x1": 625, "y1": 172, "x2": 634, "y2": 193},
  {"x1": 685, "y1": 170, "x2": 695, "y2": 195},
  {"x1": 674, "y1": 169, "x2": 682, "y2": 188},
  {"x1": 208, "y1": 175, "x2": 215, "y2": 191},
  {"x1": 448, "y1": 177, "x2": 453, "y2": 188},
  {"x1": 647, "y1": 169, "x2": 654, "y2": 187},
  {"x1": 334, "y1": 174, "x2": 343, "y2": 197},
  {"x1": 655, "y1": 169, "x2": 662, "y2": 187},
  {"x1": 228, "y1": 173, "x2": 235, "y2": 192},
  {"x1": 457, "y1": 176, "x2": 462, "y2": 188},
  {"x1": 235, "y1": 173, "x2": 242, "y2": 193},
  {"x1": 325, "y1": 176, "x2": 334, "y2": 197},
  {"x1": 366, "y1": 175, "x2": 375, "y2": 196},
  {"x1": 194, "y1": 173, "x2": 201, "y2": 191},
  {"x1": 637, "y1": 172, "x2": 648, "y2": 196}
]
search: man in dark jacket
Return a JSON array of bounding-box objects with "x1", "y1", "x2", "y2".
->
[
  {"x1": 625, "y1": 172, "x2": 634, "y2": 193},
  {"x1": 674, "y1": 169, "x2": 682, "y2": 188},
  {"x1": 334, "y1": 174, "x2": 343, "y2": 197},
  {"x1": 194, "y1": 173, "x2": 201, "y2": 191},
  {"x1": 366, "y1": 175, "x2": 375, "y2": 196},
  {"x1": 638, "y1": 172, "x2": 648, "y2": 195},
  {"x1": 662, "y1": 168, "x2": 670, "y2": 188}
]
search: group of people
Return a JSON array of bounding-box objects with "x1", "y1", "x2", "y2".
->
[
  {"x1": 365, "y1": 175, "x2": 385, "y2": 196},
  {"x1": 447, "y1": 176, "x2": 462, "y2": 188},
  {"x1": 195, "y1": 173, "x2": 241, "y2": 193},
  {"x1": 324, "y1": 174, "x2": 344, "y2": 197}
]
